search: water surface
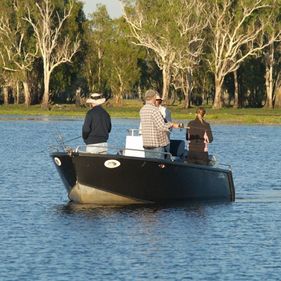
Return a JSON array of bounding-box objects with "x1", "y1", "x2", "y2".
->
[{"x1": 0, "y1": 116, "x2": 281, "y2": 280}]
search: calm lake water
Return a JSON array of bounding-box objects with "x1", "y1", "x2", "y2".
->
[{"x1": 1, "y1": 116, "x2": 281, "y2": 281}]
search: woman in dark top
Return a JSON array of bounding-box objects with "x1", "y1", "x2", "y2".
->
[
  {"x1": 186, "y1": 107, "x2": 213, "y2": 165},
  {"x1": 82, "y1": 93, "x2": 111, "y2": 154}
]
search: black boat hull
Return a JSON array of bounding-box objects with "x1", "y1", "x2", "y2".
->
[{"x1": 51, "y1": 151, "x2": 235, "y2": 204}]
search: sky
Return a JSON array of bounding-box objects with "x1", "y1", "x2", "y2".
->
[{"x1": 82, "y1": 0, "x2": 123, "y2": 18}]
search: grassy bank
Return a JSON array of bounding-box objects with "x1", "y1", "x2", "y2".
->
[{"x1": 1, "y1": 101, "x2": 281, "y2": 125}]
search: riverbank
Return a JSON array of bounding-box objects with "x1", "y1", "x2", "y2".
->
[{"x1": 0, "y1": 101, "x2": 281, "y2": 124}]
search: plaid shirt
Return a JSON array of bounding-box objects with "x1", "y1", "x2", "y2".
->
[{"x1": 140, "y1": 103, "x2": 171, "y2": 148}]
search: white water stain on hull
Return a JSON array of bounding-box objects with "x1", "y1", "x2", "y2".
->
[{"x1": 69, "y1": 183, "x2": 151, "y2": 205}]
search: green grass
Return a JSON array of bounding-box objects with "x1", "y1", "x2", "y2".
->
[{"x1": 1, "y1": 101, "x2": 281, "y2": 125}]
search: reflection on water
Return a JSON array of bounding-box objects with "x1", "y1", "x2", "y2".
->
[
  {"x1": 237, "y1": 190, "x2": 281, "y2": 203},
  {"x1": 0, "y1": 117, "x2": 281, "y2": 280},
  {"x1": 60, "y1": 201, "x2": 216, "y2": 216}
]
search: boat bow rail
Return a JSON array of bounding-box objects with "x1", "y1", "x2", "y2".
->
[{"x1": 50, "y1": 129, "x2": 233, "y2": 171}]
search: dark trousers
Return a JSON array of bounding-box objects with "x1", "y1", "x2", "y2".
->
[{"x1": 187, "y1": 151, "x2": 209, "y2": 165}]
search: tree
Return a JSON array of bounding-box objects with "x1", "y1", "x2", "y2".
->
[
  {"x1": 170, "y1": 0, "x2": 206, "y2": 108},
  {"x1": 262, "y1": 0, "x2": 281, "y2": 108},
  {"x1": 103, "y1": 18, "x2": 142, "y2": 104},
  {"x1": 123, "y1": 0, "x2": 180, "y2": 100},
  {"x1": 84, "y1": 5, "x2": 112, "y2": 93},
  {"x1": 24, "y1": 0, "x2": 80, "y2": 108},
  {"x1": 207, "y1": 0, "x2": 275, "y2": 109},
  {"x1": 0, "y1": 0, "x2": 38, "y2": 106}
]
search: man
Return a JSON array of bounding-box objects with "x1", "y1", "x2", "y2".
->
[
  {"x1": 140, "y1": 89, "x2": 179, "y2": 159},
  {"x1": 82, "y1": 93, "x2": 112, "y2": 153},
  {"x1": 186, "y1": 107, "x2": 213, "y2": 165},
  {"x1": 155, "y1": 93, "x2": 172, "y2": 154},
  {"x1": 155, "y1": 94, "x2": 172, "y2": 123}
]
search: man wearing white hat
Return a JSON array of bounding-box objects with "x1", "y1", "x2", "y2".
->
[
  {"x1": 155, "y1": 94, "x2": 172, "y2": 123},
  {"x1": 82, "y1": 93, "x2": 111, "y2": 154},
  {"x1": 155, "y1": 93, "x2": 172, "y2": 155}
]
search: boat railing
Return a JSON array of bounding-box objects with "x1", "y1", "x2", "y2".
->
[
  {"x1": 217, "y1": 163, "x2": 232, "y2": 171},
  {"x1": 51, "y1": 143, "x2": 232, "y2": 170},
  {"x1": 75, "y1": 144, "x2": 172, "y2": 159},
  {"x1": 127, "y1": 128, "x2": 141, "y2": 136}
]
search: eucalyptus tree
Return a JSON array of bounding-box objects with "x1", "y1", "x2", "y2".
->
[
  {"x1": 48, "y1": 1, "x2": 87, "y2": 104},
  {"x1": 122, "y1": 0, "x2": 181, "y2": 100},
  {"x1": 24, "y1": 0, "x2": 80, "y2": 108},
  {"x1": 206, "y1": 0, "x2": 275, "y2": 109},
  {"x1": 275, "y1": 85, "x2": 281, "y2": 107},
  {"x1": 103, "y1": 17, "x2": 142, "y2": 104},
  {"x1": 170, "y1": 0, "x2": 206, "y2": 108},
  {"x1": 261, "y1": 0, "x2": 281, "y2": 108},
  {"x1": 0, "y1": 0, "x2": 38, "y2": 106},
  {"x1": 85, "y1": 5, "x2": 112, "y2": 93},
  {"x1": 273, "y1": 56, "x2": 281, "y2": 108}
]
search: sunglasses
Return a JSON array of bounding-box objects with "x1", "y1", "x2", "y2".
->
[{"x1": 90, "y1": 95, "x2": 102, "y2": 100}]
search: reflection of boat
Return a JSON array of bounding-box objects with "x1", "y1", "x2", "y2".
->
[{"x1": 50, "y1": 130, "x2": 235, "y2": 204}]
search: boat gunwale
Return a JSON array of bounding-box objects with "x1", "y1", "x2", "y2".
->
[{"x1": 50, "y1": 150, "x2": 233, "y2": 173}]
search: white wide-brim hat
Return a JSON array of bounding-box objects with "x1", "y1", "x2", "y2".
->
[
  {"x1": 86, "y1": 93, "x2": 106, "y2": 105},
  {"x1": 155, "y1": 94, "x2": 163, "y2": 100}
]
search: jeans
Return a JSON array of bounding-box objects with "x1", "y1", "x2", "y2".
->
[
  {"x1": 164, "y1": 143, "x2": 171, "y2": 159},
  {"x1": 86, "y1": 142, "x2": 108, "y2": 154},
  {"x1": 145, "y1": 147, "x2": 165, "y2": 159}
]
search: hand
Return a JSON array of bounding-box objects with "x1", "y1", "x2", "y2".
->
[
  {"x1": 178, "y1": 123, "x2": 184, "y2": 129},
  {"x1": 172, "y1": 123, "x2": 184, "y2": 129},
  {"x1": 171, "y1": 123, "x2": 179, "y2": 128}
]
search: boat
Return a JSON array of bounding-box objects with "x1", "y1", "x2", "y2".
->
[{"x1": 50, "y1": 129, "x2": 235, "y2": 204}]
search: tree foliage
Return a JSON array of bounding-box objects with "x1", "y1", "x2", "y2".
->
[{"x1": 1, "y1": 0, "x2": 281, "y2": 109}]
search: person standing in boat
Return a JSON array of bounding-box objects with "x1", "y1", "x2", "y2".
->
[
  {"x1": 186, "y1": 107, "x2": 213, "y2": 165},
  {"x1": 155, "y1": 93, "x2": 172, "y2": 154},
  {"x1": 82, "y1": 93, "x2": 112, "y2": 154},
  {"x1": 155, "y1": 93, "x2": 172, "y2": 123},
  {"x1": 140, "y1": 89, "x2": 179, "y2": 159}
]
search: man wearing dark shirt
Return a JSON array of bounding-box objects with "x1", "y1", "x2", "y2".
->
[{"x1": 82, "y1": 93, "x2": 111, "y2": 153}]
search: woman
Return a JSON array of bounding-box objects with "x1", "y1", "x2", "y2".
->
[{"x1": 186, "y1": 107, "x2": 213, "y2": 165}]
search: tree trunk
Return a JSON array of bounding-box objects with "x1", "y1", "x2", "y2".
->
[
  {"x1": 75, "y1": 87, "x2": 82, "y2": 107},
  {"x1": 213, "y1": 77, "x2": 223, "y2": 109},
  {"x1": 3, "y1": 87, "x2": 9, "y2": 105},
  {"x1": 233, "y1": 70, "x2": 239, "y2": 108},
  {"x1": 98, "y1": 44, "x2": 102, "y2": 91},
  {"x1": 42, "y1": 72, "x2": 50, "y2": 108},
  {"x1": 162, "y1": 64, "x2": 170, "y2": 100},
  {"x1": 183, "y1": 72, "x2": 192, "y2": 109},
  {"x1": 274, "y1": 86, "x2": 281, "y2": 108},
  {"x1": 138, "y1": 85, "x2": 142, "y2": 100},
  {"x1": 113, "y1": 72, "x2": 124, "y2": 105},
  {"x1": 16, "y1": 82, "x2": 20, "y2": 105},
  {"x1": 114, "y1": 94, "x2": 122, "y2": 105},
  {"x1": 184, "y1": 94, "x2": 190, "y2": 109},
  {"x1": 23, "y1": 81, "x2": 31, "y2": 107},
  {"x1": 264, "y1": 44, "x2": 274, "y2": 109}
]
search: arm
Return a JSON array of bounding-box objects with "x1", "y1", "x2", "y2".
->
[
  {"x1": 107, "y1": 113, "x2": 112, "y2": 133},
  {"x1": 152, "y1": 110, "x2": 171, "y2": 132},
  {"x1": 165, "y1": 108, "x2": 172, "y2": 122},
  {"x1": 82, "y1": 111, "x2": 91, "y2": 141},
  {"x1": 205, "y1": 123, "x2": 213, "y2": 143},
  {"x1": 186, "y1": 128, "x2": 189, "y2": 140}
]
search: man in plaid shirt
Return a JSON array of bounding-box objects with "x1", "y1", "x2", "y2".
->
[{"x1": 140, "y1": 89, "x2": 179, "y2": 159}]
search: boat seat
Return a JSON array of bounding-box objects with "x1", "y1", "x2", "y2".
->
[{"x1": 170, "y1": 139, "x2": 186, "y2": 159}]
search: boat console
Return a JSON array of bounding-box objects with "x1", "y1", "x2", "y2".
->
[{"x1": 124, "y1": 129, "x2": 187, "y2": 160}]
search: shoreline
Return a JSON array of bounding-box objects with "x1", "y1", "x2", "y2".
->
[{"x1": 0, "y1": 103, "x2": 281, "y2": 125}]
